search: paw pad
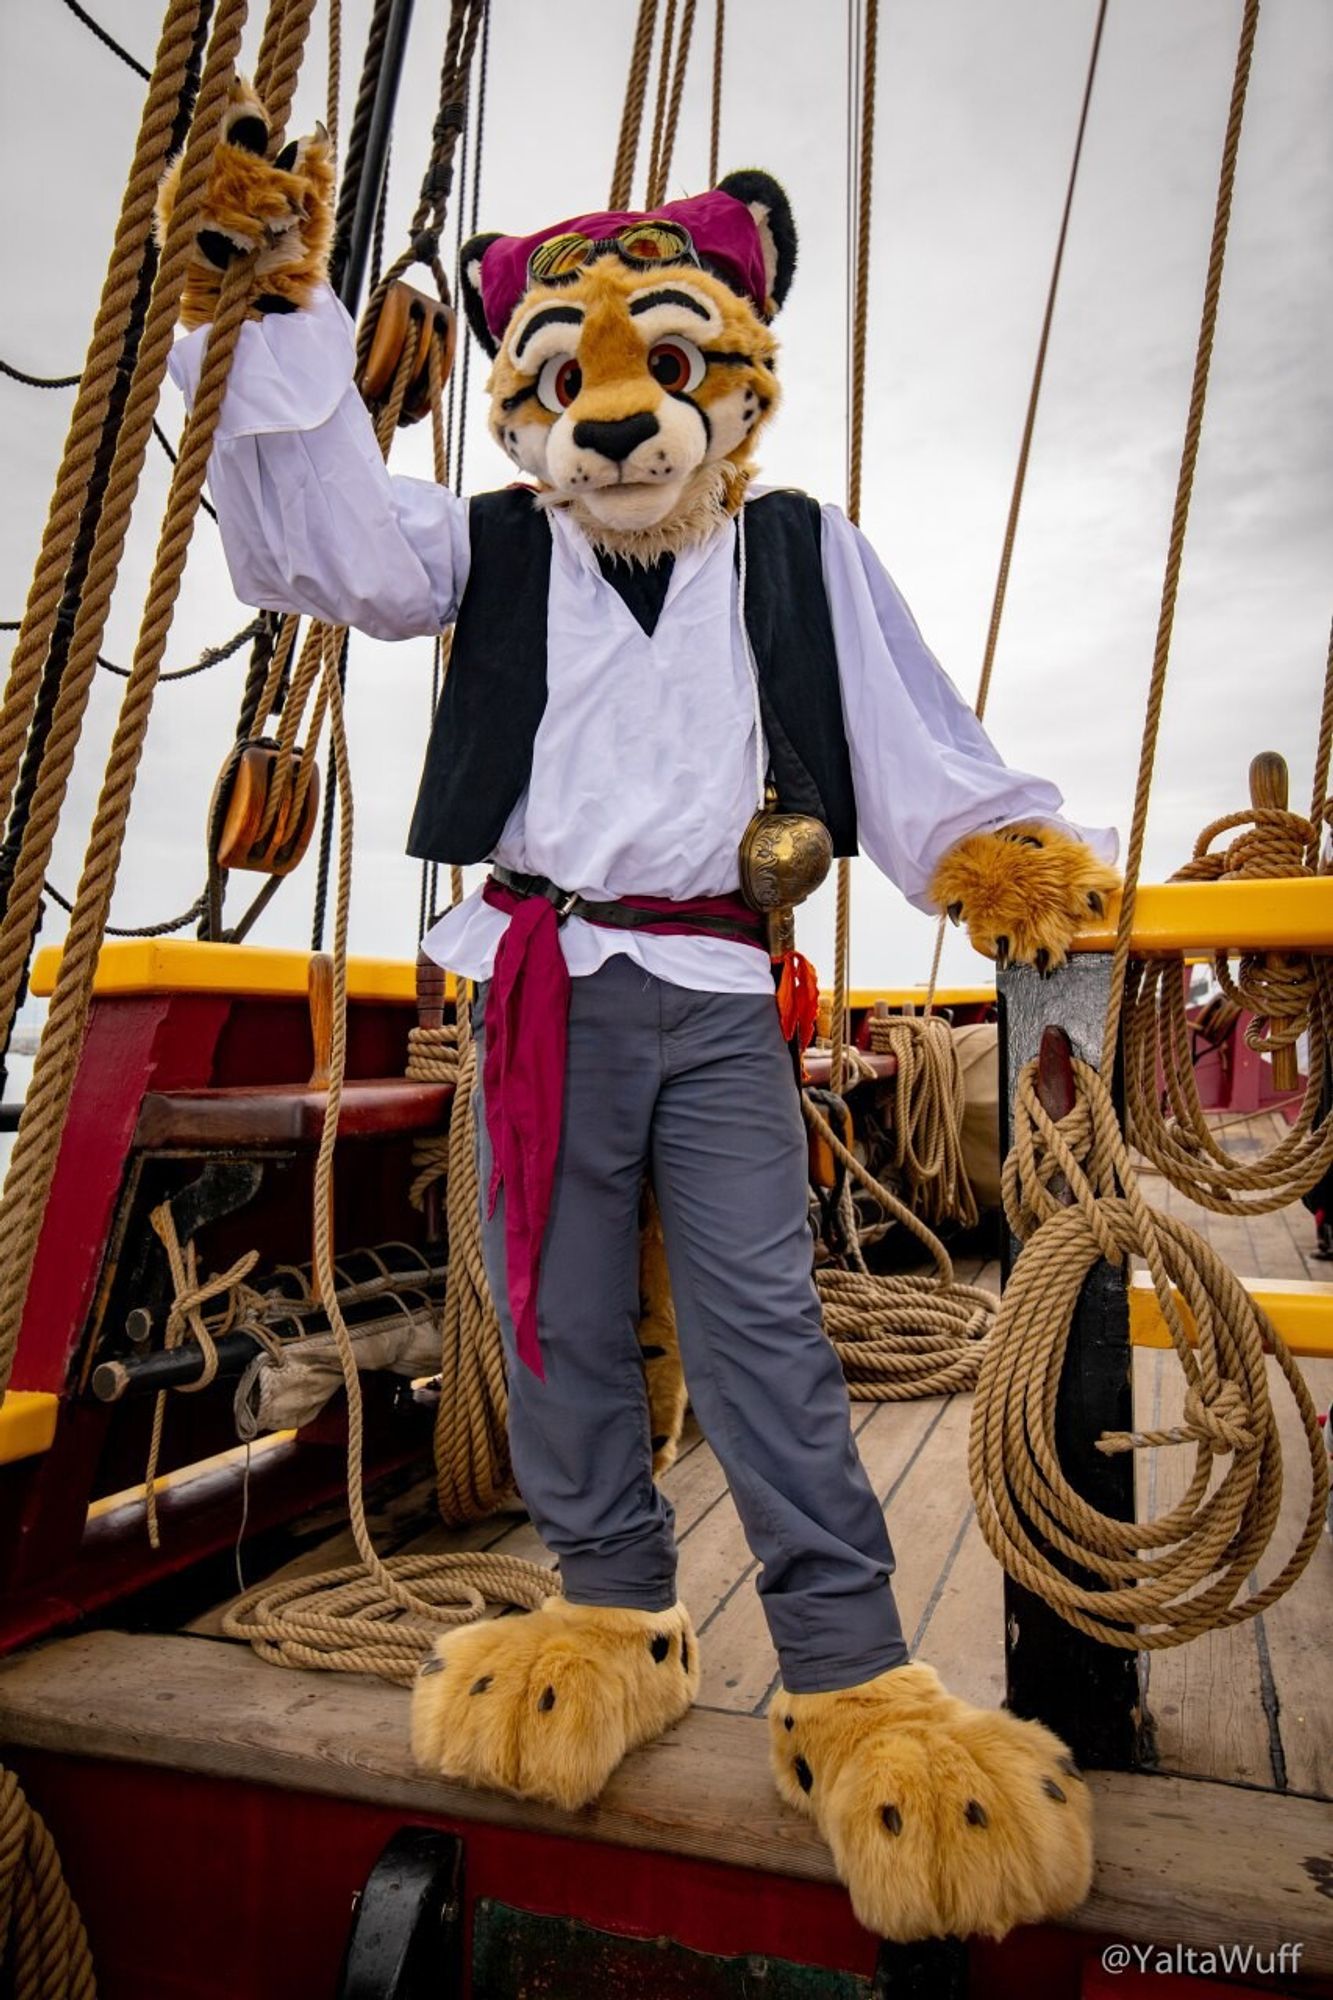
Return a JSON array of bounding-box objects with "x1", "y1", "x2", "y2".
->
[
  {"x1": 793, "y1": 1755, "x2": 814, "y2": 1794},
  {"x1": 650, "y1": 1633, "x2": 670, "y2": 1663},
  {"x1": 964, "y1": 1798, "x2": 989, "y2": 1828}
]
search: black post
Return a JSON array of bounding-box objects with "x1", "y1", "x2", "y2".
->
[
  {"x1": 313, "y1": 0, "x2": 417, "y2": 949},
  {"x1": 0, "y1": 0, "x2": 217, "y2": 1087},
  {"x1": 330, "y1": 0, "x2": 418, "y2": 313},
  {"x1": 996, "y1": 956, "x2": 1145, "y2": 1771}
]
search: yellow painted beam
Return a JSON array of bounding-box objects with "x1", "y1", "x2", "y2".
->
[
  {"x1": 0, "y1": 1390, "x2": 59, "y2": 1464},
  {"x1": 1073, "y1": 877, "x2": 1333, "y2": 956},
  {"x1": 842, "y1": 986, "x2": 995, "y2": 1009},
  {"x1": 1130, "y1": 1272, "x2": 1333, "y2": 1360},
  {"x1": 29, "y1": 939, "x2": 454, "y2": 1005}
]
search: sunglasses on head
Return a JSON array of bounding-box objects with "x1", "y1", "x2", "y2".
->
[{"x1": 527, "y1": 219, "x2": 700, "y2": 288}]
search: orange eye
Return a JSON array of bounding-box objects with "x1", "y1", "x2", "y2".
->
[
  {"x1": 537, "y1": 354, "x2": 583, "y2": 413},
  {"x1": 648, "y1": 338, "x2": 705, "y2": 393}
]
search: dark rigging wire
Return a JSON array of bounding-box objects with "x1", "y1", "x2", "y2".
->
[
  {"x1": 56, "y1": 0, "x2": 150, "y2": 82},
  {"x1": 0, "y1": 616, "x2": 262, "y2": 683},
  {"x1": 1, "y1": 359, "x2": 219, "y2": 521}
]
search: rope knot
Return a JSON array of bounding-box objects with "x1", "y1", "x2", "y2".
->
[
  {"x1": 1182, "y1": 1379, "x2": 1256, "y2": 1455},
  {"x1": 411, "y1": 226, "x2": 442, "y2": 266}
]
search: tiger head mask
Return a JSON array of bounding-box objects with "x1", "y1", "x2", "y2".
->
[{"x1": 459, "y1": 172, "x2": 796, "y2": 559}]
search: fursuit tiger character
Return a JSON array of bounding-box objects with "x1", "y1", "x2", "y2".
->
[{"x1": 161, "y1": 81, "x2": 1114, "y2": 1944}]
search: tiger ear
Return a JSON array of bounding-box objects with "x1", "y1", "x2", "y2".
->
[
  {"x1": 716, "y1": 170, "x2": 797, "y2": 315},
  {"x1": 458, "y1": 231, "x2": 503, "y2": 357}
]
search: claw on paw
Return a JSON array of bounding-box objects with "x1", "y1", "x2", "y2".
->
[
  {"x1": 929, "y1": 823, "x2": 1120, "y2": 972},
  {"x1": 155, "y1": 77, "x2": 334, "y2": 329},
  {"x1": 769, "y1": 1664, "x2": 1093, "y2": 1941},
  {"x1": 411, "y1": 1596, "x2": 700, "y2": 1810}
]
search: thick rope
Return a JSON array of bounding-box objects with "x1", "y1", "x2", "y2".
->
[
  {"x1": 0, "y1": 0, "x2": 212, "y2": 919},
  {"x1": 828, "y1": 0, "x2": 877, "y2": 1099},
  {"x1": 609, "y1": 0, "x2": 659, "y2": 209},
  {"x1": 225, "y1": 611, "x2": 546, "y2": 1681},
  {"x1": 865, "y1": 1014, "x2": 979, "y2": 1229},
  {"x1": 644, "y1": 0, "x2": 697, "y2": 209},
  {"x1": 969, "y1": 1061, "x2": 1327, "y2": 1647},
  {"x1": 142, "y1": 1201, "x2": 265, "y2": 1548},
  {"x1": 708, "y1": 0, "x2": 724, "y2": 187},
  {"x1": 0, "y1": 1767, "x2": 96, "y2": 2000},
  {"x1": 643, "y1": 0, "x2": 677, "y2": 213},
  {"x1": 923, "y1": 0, "x2": 1108, "y2": 1008},
  {"x1": 972, "y1": 0, "x2": 1329, "y2": 1648},
  {"x1": 1122, "y1": 632, "x2": 1333, "y2": 1209},
  {"x1": 0, "y1": 0, "x2": 256, "y2": 1406}
]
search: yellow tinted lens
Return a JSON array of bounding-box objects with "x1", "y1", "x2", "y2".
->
[
  {"x1": 530, "y1": 233, "x2": 591, "y2": 282},
  {"x1": 616, "y1": 222, "x2": 692, "y2": 264}
]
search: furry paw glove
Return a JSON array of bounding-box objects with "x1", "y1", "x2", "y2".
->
[
  {"x1": 771, "y1": 1664, "x2": 1093, "y2": 1941},
  {"x1": 155, "y1": 78, "x2": 334, "y2": 328},
  {"x1": 412, "y1": 1597, "x2": 700, "y2": 1810},
  {"x1": 929, "y1": 822, "x2": 1119, "y2": 972}
]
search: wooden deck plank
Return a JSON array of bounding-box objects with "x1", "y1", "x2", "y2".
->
[
  {"x1": 912, "y1": 1506, "x2": 1006, "y2": 1711},
  {"x1": 1135, "y1": 1350, "x2": 1276, "y2": 1789},
  {"x1": 2, "y1": 1630, "x2": 1331, "y2": 1969},
  {"x1": 693, "y1": 1394, "x2": 953, "y2": 1715},
  {"x1": 1251, "y1": 1349, "x2": 1333, "y2": 1800}
]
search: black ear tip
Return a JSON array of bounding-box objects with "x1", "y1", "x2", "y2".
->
[
  {"x1": 273, "y1": 138, "x2": 299, "y2": 173},
  {"x1": 228, "y1": 113, "x2": 270, "y2": 156},
  {"x1": 458, "y1": 230, "x2": 504, "y2": 357},
  {"x1": 715, "y1": 169, "x2": 797, "y2": 312}
]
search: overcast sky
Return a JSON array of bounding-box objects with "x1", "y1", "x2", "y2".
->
[{"x1": 1, "y1": 0, "x2": 1330, "y2": 994}]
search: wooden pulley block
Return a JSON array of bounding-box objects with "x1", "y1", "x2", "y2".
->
[
  {"x1": 358, "y1": 282, "x2": 456, "y2": 427},
  {"x1": 211, "y1": 740, "x2": 321, "y2": 875}
]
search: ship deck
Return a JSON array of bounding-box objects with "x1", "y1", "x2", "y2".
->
[{"x1": 2, "y1": 1113, "x2": 1331, "y2": 1971}]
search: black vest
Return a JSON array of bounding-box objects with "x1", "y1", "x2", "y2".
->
[{"x1": 406, "y1": 487, "x2": 859, "y2": 867}]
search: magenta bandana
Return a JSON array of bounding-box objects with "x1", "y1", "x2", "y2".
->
[
  {"x1": 477, "y1": 189, "x2": 769, "y2": 345},
  {"x1": 480, "y1": 878, "x2": 767, "y2": 1378}
]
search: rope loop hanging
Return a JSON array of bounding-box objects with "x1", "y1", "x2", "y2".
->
[{"x1": 971, "y1": 1055, "x2": 1327, "y2": 1647}]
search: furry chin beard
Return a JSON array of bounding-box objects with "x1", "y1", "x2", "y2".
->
[{"x1": 574, "y1": 476, "x2": 690, "y2": 532}]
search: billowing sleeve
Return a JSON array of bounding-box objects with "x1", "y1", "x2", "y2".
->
[
  {"x1": 167, "y1": 285, "x2": 469, "y2": 641},
  {"x1": 821, "y1": 504, "x2": 1117, "y2": 910}
]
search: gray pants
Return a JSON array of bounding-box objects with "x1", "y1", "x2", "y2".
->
[{"x1": 474, "y1": 956, "x2": 908, "y2": 1693}]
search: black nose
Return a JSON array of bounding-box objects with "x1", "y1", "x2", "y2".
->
[{"x1": 571, "y1": 413, "x2": 660, "y2": 463}]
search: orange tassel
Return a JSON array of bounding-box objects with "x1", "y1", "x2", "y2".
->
[{"x1": 775, "y1": 949, "x2": 821, "y2": 1053}]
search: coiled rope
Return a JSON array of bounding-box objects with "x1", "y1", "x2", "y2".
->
[
  {"x1": 0, "y1": 1767, "x2": 95, "y2": 2000},
  {"x1": 969, "y1": 0, "x2": 1329, "y2": 1648}
]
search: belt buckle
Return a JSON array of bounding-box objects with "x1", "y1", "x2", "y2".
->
[{"x1": 557, "y1": 891, "x2": 580, "y2": 919}]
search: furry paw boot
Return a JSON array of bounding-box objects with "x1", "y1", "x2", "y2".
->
[
  {"x1": 770, "y1": 1665, "x2": 1093, "y2": 1941},
  {"x1": 411, "y1": 1597, "x2": 700, "y2": 1809},
  {"x1": 929, "y1": 822, "x2": 1119, "y2": 972}
]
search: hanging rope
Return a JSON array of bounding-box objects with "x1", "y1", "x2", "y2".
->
[
  {"x1": 608, "y1": 0, "x2": 659, "y2": 209},
  {"x1": 0, "y1": 1767, "x2": 96, "y2": 2000},
  {"x1": 970, "y1": 0, "x2": 1328, "y2": 1649},
  {"x1": 0, "y1": 0, "x2": 249, "y2": 1409},
  {"x1": 708, "y1": 0, "x2": 725, "y2": 186},
  {"x1": 0, "y1": 0, "x2": 215, "y2": 988},
  {"x1": 829, "y1": 0, "x2": 877, "y2": 1098},
  {"x1": 644, "y1": 0, "x2": 697, "y2": 209},
  {"x1": 923, "y1": 0, "x2": 1109, "y2": 1008},
  {"x1": 58, "y1": 0, "x2": 150, "y2": 81}
]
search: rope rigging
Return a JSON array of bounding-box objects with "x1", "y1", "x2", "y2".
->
[
  {"x1": 57, "y1": 0, "x2": 150, "y2": 83},
  {"x1": 970, "y1": 0, "x2": 1329, "y2": 1650}
]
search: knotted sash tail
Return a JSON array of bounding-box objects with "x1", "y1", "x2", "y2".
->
[{"x1": 480, "y1": 877, "x2": 767, "y2": 1376}]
